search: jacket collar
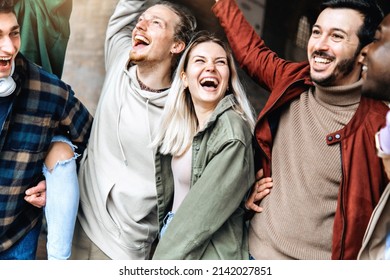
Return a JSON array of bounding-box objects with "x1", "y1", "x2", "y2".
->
[{"x1": 198, "y1": 94, "x2": 236, "y2": 133}]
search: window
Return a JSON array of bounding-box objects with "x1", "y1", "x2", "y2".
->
[{"x1": 296, "y1": 16, "x2": 310, "y2": 49}]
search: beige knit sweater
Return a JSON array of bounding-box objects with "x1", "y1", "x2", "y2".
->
[{"x1": 249, "y1": 80, "x2": 362, "y2": 259}]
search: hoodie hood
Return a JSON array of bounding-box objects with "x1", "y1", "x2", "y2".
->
[{"x1": 126, "y1": 66, "x2": 169, "y2": 108}]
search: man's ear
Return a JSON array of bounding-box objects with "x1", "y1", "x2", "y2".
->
[{"x1": 171, "y1": 41, "x2": 185, "y2": 54}]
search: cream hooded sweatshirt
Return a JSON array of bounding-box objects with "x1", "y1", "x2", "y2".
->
[{"x1": 77, "y1": 0, "x2": 166, "y2": 259}]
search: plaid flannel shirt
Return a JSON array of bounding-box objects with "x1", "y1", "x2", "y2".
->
[{"x1": 0, "y1": 53, "x2": 93, "y2": 252}]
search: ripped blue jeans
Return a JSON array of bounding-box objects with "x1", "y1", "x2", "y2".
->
[
  {"x1": 159, "y1": 211, "x2": 174, "y2": 240},
  {"x1": 43, "y1": 135, "x2": 80, "y2": 260},
  {"x1": 386, "y1": 226, "x2": 390, "y2": 260}
]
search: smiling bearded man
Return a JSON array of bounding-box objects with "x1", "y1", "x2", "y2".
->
[
  {"x1": 69, "y1": 0, "x2": 197, "y2": 260},
  {"x1": 212, "y1": 0, "x2": 388, "y2": 260}
]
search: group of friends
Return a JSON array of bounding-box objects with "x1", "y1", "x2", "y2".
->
[{"x1": 0, "y1": 0, "x2": 390, "y2": 260}]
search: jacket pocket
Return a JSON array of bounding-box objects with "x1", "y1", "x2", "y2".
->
[{"x1": 8, "y1": 113, "x2": 51, "y2": 152}]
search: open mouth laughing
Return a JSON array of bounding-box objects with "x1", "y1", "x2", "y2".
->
[
  {"x1": 133, "y1": 34, "x2": 150, "y2": 49},
  {"x1": 0, "y1": 57, "x2": 12, "y2": 67},
  {"x1": 200, "y1": 77, "x2": 219, "y2": 90}
]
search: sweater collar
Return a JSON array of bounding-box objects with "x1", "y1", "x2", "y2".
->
[{"x1": 313, "y1": 79, "x2": 362, "y2": 107}]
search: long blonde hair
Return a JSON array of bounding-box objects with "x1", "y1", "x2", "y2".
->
[{"x1": 153, "y1": 32, "x2": 256, "y2": 156}]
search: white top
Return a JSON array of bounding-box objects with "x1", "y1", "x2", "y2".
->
[{"x1": 171, "y1": 146, "x2": 192, "y2": 212}]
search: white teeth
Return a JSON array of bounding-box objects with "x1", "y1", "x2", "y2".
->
[
  {"x1": 200, "y1": 77, "x2": 218, "y2": 86},
  {"x1": 134, "y1": 35, "x2": 149, "y2": 44},
  {"x1": 0, "y1": 57, "x2": 10, "y2": 61},
  {"x1": 314, "y1": 57, "x2": 331, "y2": 64},
  {"x1": 362, "y1": 65, "x2": 368, "y2": 72}
]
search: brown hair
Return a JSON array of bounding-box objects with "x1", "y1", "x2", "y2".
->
[
  {"x1": 157, "y1": 1, "x2": 197, "y2": 75},
  {"x1": 0, "y1": 0, "x2": 15, "y2": 14}
]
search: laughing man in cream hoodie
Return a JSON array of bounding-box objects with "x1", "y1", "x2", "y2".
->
[{"x1": 70, "y1": 0, "x2": 196, "y2": 259}]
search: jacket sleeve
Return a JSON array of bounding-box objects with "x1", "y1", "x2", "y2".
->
[
  {"x1": 212, "y1": 0, "x2": 306, "y2": 92},
  {"x1": 14, "y1": 0, "x2": 72, "y2": 78},
  {"x1": 153, "y1": 139, "x2": 255, "y2": 259},
  {"x1": 59, "y1": 84, "x2": 93, "y2": 159},
  {"x1": 105, "y1": 0, "x2": 157, "y2": 70}
]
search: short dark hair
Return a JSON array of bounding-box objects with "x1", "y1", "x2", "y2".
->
[
  {"x1": 320, "y1": 0, "x2": 384, "y2": 50},
  {"x1": 0, "y1": 0, "x2": 15, "y2": 13}
]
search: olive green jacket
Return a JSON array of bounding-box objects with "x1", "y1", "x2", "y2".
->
[
  {"x1": 153, "y1": 95, "x2": 254, "y2": 260},
  {"x1": 14, "y1": 0, "x2": 72, "y2": 78}
]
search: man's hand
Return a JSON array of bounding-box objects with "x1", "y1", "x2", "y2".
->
[
  {"x1": 245, "y1": 169, "x2": 273, "y2": 212},
  {"x1": 25, "y1": 180, "x2": 46, "y2": 208}
]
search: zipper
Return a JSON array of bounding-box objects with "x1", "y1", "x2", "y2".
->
[{"x1": 338, "y1": 142, "x2": 346, "y2": 259}]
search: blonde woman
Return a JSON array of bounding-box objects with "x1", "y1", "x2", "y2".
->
[{"x1": 152, "y1": 32, "x2": 256, "y2": 260}]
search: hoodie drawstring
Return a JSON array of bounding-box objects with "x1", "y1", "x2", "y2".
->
[
  {"x1": 145, "y1": 98, "x2": 153, "y2": 144},
  {"x1": 116, "y1": 85, "x2": 128, "y2": 166}
]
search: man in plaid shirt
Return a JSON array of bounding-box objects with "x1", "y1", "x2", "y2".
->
[{"x1": 0, "y1": 2, "x2": 92, "y2": 259}]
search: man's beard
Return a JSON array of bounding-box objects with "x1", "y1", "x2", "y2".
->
[
  {"x1": 311, "y1": 50, "x2": 359, "y2": 87},
  {"x1": 129, "y1": 49, "x2": 146, "y2": 64}
]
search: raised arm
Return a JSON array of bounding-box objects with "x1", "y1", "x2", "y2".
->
[
  {"x1": 105, "y1": 0, "x2": 157, "y2": 70},
  {"x1": 212, "y1": 0, "x2": 306, "y2": 91}
]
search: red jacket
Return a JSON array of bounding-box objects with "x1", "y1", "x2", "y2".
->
[{"x1": 213, "y1": 0, "x2": 389, "y2": 259}]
